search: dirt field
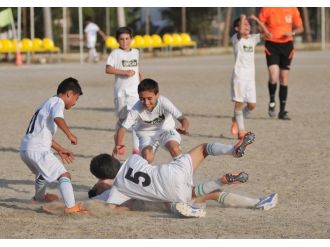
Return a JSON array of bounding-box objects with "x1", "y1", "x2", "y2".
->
[{"x1": 0, "y1": 49, "x2": 330, "y2": 239}]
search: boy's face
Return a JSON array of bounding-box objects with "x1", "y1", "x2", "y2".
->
[
  {"x1": 118, "y1": 33, "x2": 132, "y2": 51},
  {"x1": 236, "y1": 19, "x2": 251, "y2": 36},
  {"x1": 139, "y1": 90, "x2": 159, "y2": 112},
  {"x1": 63, "y1": 91, "x2": 80, "y2": 110}
]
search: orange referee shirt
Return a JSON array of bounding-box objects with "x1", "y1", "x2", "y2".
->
[{"x1": 259, "y1": 7, "x2": 303, "y2": 43}]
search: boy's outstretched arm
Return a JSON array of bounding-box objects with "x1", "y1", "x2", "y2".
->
[
  {"x1": 176, "y1": 116, "x2": 189, "y2": 135},
  {"x1": 51, "y1": 139, "x2": 74, "y2": 164},
  {"x1": 54, "y1": 117, "x2": 77, "y2": 145},
  {"x1": 249, "y1": 14, "x2": 271, "y2": 39},
  {"x1": 113, "y1": 127, "x2": 127, "y2": 156}
]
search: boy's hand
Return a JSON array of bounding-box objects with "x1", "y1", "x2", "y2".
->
[
  {"x1": 58, "y1": 149, "x2": 74, "y2": 164},
  {"x1": 68, "y1": 133, "x2": 78, "y2": 145},
  {"x1": 176, "y1": 127, "x2": 189, "y2": 135},
  {"x1": 113, "y1": 145, "x2": 126, "y2": 156},
  {"x1": 126, "y1": 70, "x2": 135, "y2": 77},
  {"x1": 248, "y1": 15, "x2": 257, "y2": 21}
]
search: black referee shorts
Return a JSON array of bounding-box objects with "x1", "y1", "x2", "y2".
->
[{"x1": 264, "y1": 40, "x2": 294, "y2": 70}]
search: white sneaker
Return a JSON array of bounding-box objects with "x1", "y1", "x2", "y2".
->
[
  {"x1": 255, "y1": 193, "x2": 278, "y2": 210},
  {"x1": 170, "y1": 202, "x2": 206, "y2": 218}
]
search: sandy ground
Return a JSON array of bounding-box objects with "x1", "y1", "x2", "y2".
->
[{"x1": 0, "y1": 49, "x2": 330, "y2": 239}]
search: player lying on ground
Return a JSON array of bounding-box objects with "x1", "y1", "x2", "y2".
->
[{"x1": 99, "y1": 132, "x2": 278, "y2": 217}]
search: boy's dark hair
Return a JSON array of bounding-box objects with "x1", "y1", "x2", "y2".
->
[
  {"x1": 138, "y1": 78, "x2": 159, "y2": 94},
  {"x1": 116, "y1": 26, "x2": 133, "y2": 40},
  {"x1": 90, "y1": 153, "x2": 121, "y2": 179},
  {"x1": 233, "y1": 17, "x2": 240, "y2": 29},
  {"x1": 84, "y1": 16, "x2": 93, "y2": 23},
  {"x1": 57, "y1": 77, "x2": 83, "y2": 95}
]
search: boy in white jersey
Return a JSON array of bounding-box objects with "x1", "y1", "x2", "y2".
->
[
  {"x1": 113, "y1": 78, "x2": 189, "y2": 163},
  {"x1": 104, "y1": 131, "x2": 277, "y2": 215},
  {"x1": 230, "y1": 15, "x2": 270, "y2": 139},
  {"x1": 20, "y1": 77, "x2": 88, "y2": 214},
  {"x1": 84, "y1": 16, "x2": 106, "y2": 63},
  {"x1": 106, "y1": 26, "x2": 143, "y2": 155}
]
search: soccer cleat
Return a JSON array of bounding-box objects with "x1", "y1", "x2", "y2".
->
[
  {"x1": 170, "y1": 202, "x2": 206, "y2": 218},
  {"x1": 64, "y1": 202, "x2": 89, "y2": 215},
  {"x1": 230, "y1": 117, "x2": 238, "y2": 136},
  {"x1": 268, "y1": 102, "x2": 276, "y2": 118},
  {"x1": 232, "y1": 131, "x2": 255, "y2": 158},
  {"x1": 32, "y1": 193, "x2": 59, "y2": 203},
  {"x1": 220, "y1": 171, "x2": 249, "y2": 184},
  {"x1": 255, "y1": 193, "x2": 278, "y2": 210},
  {"x1": 278, "y1": 111, "x2": 291, "y2": 120}
]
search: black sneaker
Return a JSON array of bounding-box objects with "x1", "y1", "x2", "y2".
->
[
  {"x1": 268, "y1": 102, "x2": 276, "y2": 118},
  {"x1": 278, "y1": 111, "x2": 291, "y2": 120},
  {"x1": 220, "y1": 172, "x2": 249, "y2": 184},
  {"x1": 232, "y1": 131, "x2": 255, "y2": 158}
]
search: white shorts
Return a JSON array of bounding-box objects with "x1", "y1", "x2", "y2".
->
[
  {"x1": 231, "y1": 80, "x2": 256, "y2": 103},
  {"x1": 114, "y1": 94, "x2": 139, "y2": 120},
  {"x1": 20, "y1": 150, "x2": 67, "y2": 183},
  {"x1": 137, "y1": 129, "x2": 181, "y2": 151}
]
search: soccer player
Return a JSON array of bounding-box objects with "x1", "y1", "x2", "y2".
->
[
  {"x1": 105, "y1": 26, "x2": 143, "y2": 154},
  {"x1": 259, "y1": 7, "x2": 304, "y2": 120},
  {"x1": 112, "y1": 78, "x2": 189, "y2": 163},
  {"x1": 20, "y1": 77, "x2": 88, "y2": 214},
  {"x1": 105, "y1": 131, "x2": 278, "y2": 216},
  {"x1": 230, "y1": 14, "x2": 271, "y2": 139},
  {"x1": 84, "y1": 16, "x2": 106, "y2": 63}
]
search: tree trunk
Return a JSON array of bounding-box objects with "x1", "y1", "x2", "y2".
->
[
  {"x1": 222, "y1": 7, "x2": 232, "y2": 47},
  {"x1": 302, "y1": 7, "x2": 312, "y2": 42},
  {"x1": 43, "y1": 7, "x2": 53, "y2": 39},
  {"x1": 117, "y1": 7, "x2": 126, "y2": 27},
  {"x1": 181, "y1": 7, "x2": 186, "y2": 33}
]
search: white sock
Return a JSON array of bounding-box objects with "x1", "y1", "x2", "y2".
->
[
  {"x1": 218, "y1": 192, "x2": 259, "y2": 208},
  {"x1": 34, "y1": 176, "x2": 47, "y2": 201},
  {"x1": 194, "y1": 180, "x2": 222, "y2": 197},
  {"x1": 58, "y1": 177, "x2": 76, "y2": 208},
  {"x1": 206, "y1": 143, "x2": 234, "y2": 156},
  {"x1": 234, "y1": 111, "x2": 245, "y2": 132}
]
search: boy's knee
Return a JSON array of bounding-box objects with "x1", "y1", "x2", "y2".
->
[
  {"x1": 166, "y1": 141, "x2": 182, "y2": 157},
  {"x1": 247, "y1": 103, "x2": 256, "y2": 111},
  {"x1": 59, "y1": 172, "x2": 71, "y2": 180},
  {"x1": 141, "y1": 147, "x2": 155, "y2": 163}
]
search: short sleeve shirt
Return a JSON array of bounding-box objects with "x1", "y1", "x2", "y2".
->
[
  {"x1": 122, "y1": 95, "x2": 182, "y2": 134},
  {"x1": 259, "y1": 7, "x2": 303, "y2": 43},
  {"x1": 20, "y1": 96, "x2": 65, "y2": 152},
  {"x1": 106, "y1": 48, "x2": 140, "y2": 98},
  {"x1": 84, "y1": 22, "x2": 100, "y2": 48}
]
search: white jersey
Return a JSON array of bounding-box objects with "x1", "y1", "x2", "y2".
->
[
  {"x1": 20, "y1": 96, "x2": 64, "y2": 152},
  {"x1": 122, "y1": 95, "x2": 182, "y2": 135},
  {"x1": 84, "y1": 22, "x2": 100, "y2": 48},
  {"x1": 231, "y1": 33, "x2": 260, "y2": 83},
  {"x1": 106, "y1": 48, "x2": 140, "y2": 99},
  {"x1": 106, "y1": 154, "x2": 194, "y2": 205}
]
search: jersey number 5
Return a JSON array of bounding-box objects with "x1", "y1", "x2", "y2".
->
[
  {"x1": 25, "y1": 109, "x2": 40, "y2": 134},
  {"x1": 125, "y1": 168, "x2": 151, "y2": 187}
]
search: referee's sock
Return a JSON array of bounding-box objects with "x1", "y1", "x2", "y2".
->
[
  {"x1": 34, "y1": 175, "x2": 47, "y2": 201},
  {"x1": 58, "y1": 176, "x2": 76, "y2": 208},
  {"x1": 194, "y1": 180, "x2": 222, "y2": 197},
  {"x1": 268, "y1": 81, "x2": 277, "y2": 103},
  {"x1": 279, "y1": 85, "x2": 288, "y2": 112}
]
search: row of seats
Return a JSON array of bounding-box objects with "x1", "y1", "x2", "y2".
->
[
  {"x1": 0, "y1": 38, "x2": 60, "y2": 53},
  {"x1": 106, "y1": 33, "x2": 196, "y2": 50}
]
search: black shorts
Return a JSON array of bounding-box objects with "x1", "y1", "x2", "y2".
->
[{"x1": 264, "y1": 41, "x2": 294, "y2": 70}]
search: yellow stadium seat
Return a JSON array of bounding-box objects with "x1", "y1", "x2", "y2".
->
[
  {"x1": 162, "y1": 33, "x2": 173, "y2": 46},
  {"x1": 105, "y1": 36, "x2": 119, "y2": 49},
  {"x1": 172, "y1": 33, "x2": 183, "y2": 47},
  {"x1": 1, "y1": 39, "x2": 14, "y2": 52},
  {"x1": 151, "y1": 34, "x2": 166, "y2": 48},
  {"x1": 32, "y1": 38, "x2": 44, "y2": 52},
  {"x1": 181, "y1": 33, "x2": 197, "y2": 47},
  {"x1": 143, "y1": 34, "x2": 153, "y2": 48},
  {"x1": 43, "y1": 38, "x2": 60, "y2": 52},
  {"x1": 132, "y1": 35, "x2": 145, "y2": 49},
  {"x1": 21, "y1": 38, "x2": 33, "y2": 52}
]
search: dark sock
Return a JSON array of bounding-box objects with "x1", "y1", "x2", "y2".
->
[
  {"x1": 268, "y1": 81, "x2": 277, "y2": 103},
  {"x1": 279, "y1": 85, "x2": 288, "y2": 112}
]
